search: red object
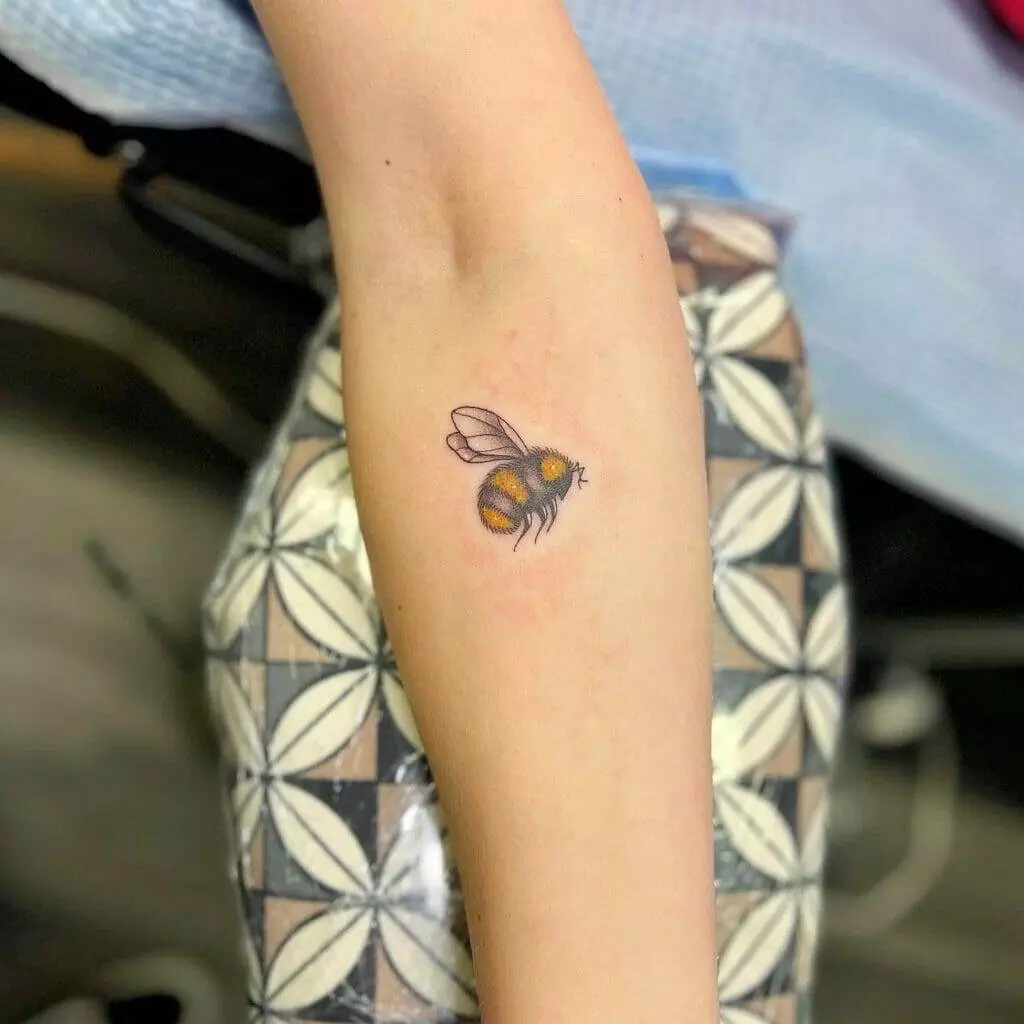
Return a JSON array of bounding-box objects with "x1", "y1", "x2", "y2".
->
[{"x1": 988, "y1": 0, "x2": 1024, "y2": 41}]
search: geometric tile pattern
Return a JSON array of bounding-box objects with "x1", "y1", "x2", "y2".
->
[{"x1": 203, "y1": 195, "x2": 849, "y2": 1023}]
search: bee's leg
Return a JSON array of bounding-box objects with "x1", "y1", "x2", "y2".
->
[
  {"x1": 547, "y1": 499, "x2": 558, "y2": 533},
  {"x1": 533, "y1": 506, "x2": 547, "y2": 544},
  {"x1": 513, "y1": 515, "x2": 532, "y2": 551}
]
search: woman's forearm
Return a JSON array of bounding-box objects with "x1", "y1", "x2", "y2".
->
[{"x1": 254, "y1": 3, "x2": 717, "y2": 1021}]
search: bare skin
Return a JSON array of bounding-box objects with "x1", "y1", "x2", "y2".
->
[{"x1": 253, "y1": 3, "x2": 717, "y2": 1021}]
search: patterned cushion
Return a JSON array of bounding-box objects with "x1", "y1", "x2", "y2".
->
[{"x1": 204, "y1": 194, "x2": 849, "y2": 1024}]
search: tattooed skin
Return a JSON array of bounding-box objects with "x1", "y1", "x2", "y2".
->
[{"x1": 446, "y1": 406, "x2": 587, "y2": 549}]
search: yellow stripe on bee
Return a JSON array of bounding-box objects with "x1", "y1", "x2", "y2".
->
[
  {"x1": 540, "y1": 455, "x2": 568, "y2": 482},
  {"x1": 490, "y1": 468, "x2": 529, "y2": 504},
  {"x1": 480, "y1": 506, "x2": 515, "y2": 532}
]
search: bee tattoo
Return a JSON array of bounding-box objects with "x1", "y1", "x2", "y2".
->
[{"x1": 447, "y1": 406, "x2": 587, "y2": 549}]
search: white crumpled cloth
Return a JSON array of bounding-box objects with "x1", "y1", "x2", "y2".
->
[{"x1": 3, "y1": 0, "x2": 1023, "y2": 541}]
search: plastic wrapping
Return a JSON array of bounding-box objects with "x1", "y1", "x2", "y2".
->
[{"x1": 204, "y1": 193, "x2": 849, "y2": 1023}]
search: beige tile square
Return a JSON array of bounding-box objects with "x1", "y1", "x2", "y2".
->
[
  {"x1": 673, "y1": 258, "x2": 700, "y2": 295},
  {"x1": 299, "y1": 702, "x2": 380, "y2": 782},
  {"x1": 714, "y1": 615, "x2": 771, "y2": 672},
  {"x1": 375, "y1": 943, "x2": 438, "y2": 1021},
  {"x1": 715, "y1": 891, "x2": 763, "y2": 953},
  {"x1": 377, "y1": 783, "x2": 433, "y2": 857},
  {"x1": 262, "y1": 896, "x2": 328, "y2": 966},
  {"x1": 751, "y1": 312, "x2": 803, "y2": 363},
  {"x1": 709, "y1": 457, "x2": 762, "y2": 522},
  {"x1": 689, "y1": 228, "x2": 751, "y2": 268},
  {"x1": 801, "y1": 510, "x2": 836, "y2": 573},
  {"x1": 760, "y1": 716, "x2": 805, "y2": 778},
  {"x1": 266, "y1": 575, "x2": 333, "y2": 664},
  {"x1": 748, "y1": 993, "x2": 797, "y2": 1024},
  {"x1": 755, "y1": 566, "x2": 803, "y2": 632},
  {"x1": 797, "y1": 777, "x2": 829, "y2": 846}
]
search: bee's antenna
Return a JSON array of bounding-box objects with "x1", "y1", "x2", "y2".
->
[{"x1": 575, "y1": 463, "x2": 588, "y2": 488}]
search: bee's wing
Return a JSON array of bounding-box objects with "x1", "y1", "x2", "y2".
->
[
  {"x1": 447, "y1": 406, "x2": 529, "y2": 462},
  {"x1": 447, "y1": 431, "x2": 505, "y2": 463}
]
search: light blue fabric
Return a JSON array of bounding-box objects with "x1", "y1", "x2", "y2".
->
[
  {"x1": 0, "y1": 0, "x2": 302, "y2": 149},
  {"x1": 2, "y1": 0, "x2": 1023, "y2": 540}
]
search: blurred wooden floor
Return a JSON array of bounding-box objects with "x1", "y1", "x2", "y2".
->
[{"x1": 1, "y1": 118, "x2": 1022, "y2": 1024}]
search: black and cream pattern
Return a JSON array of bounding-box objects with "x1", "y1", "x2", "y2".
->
[{"x1": 204, "y1": 195, "x2": 849, "y2": 1024}]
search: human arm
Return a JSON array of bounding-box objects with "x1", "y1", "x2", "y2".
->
[{"x1": 252, "y1": 3, "x2": 716, "y2": 1021}]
